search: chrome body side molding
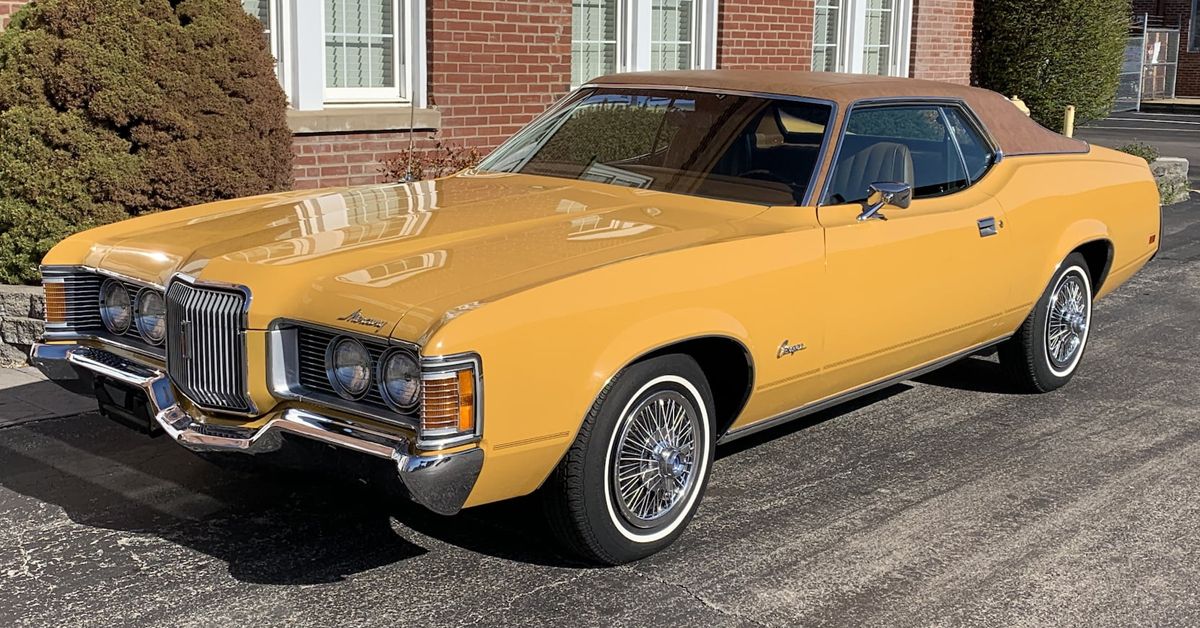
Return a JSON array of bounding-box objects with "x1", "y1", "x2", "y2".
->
[{"x1": 719, "y1": 336, "x2": 1011, "y2": 444}]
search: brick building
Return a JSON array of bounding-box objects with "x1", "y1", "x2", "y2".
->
[
  {"x1": 1132, "y1": 0, "x2": 1200, "y2": 98},
  {"x1": 0, "y1": 0, "x2": 975, "y2": 189}
]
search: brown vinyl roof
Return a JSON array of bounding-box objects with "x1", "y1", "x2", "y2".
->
[{"x1": 589, "y1": 70, "x2": 1089, "y2": 157}]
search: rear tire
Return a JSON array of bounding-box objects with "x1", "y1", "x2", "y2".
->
[
  {"x1": 1000, "y1": 252, "x2": 1093, "y2": 393},
  {"x1": 543, "y1": 354, "x2": 715, "y2": 565}
]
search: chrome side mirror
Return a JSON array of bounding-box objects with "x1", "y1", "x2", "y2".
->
[{"x1": 857, "y1": 182, "x2": 913, "y2": 222}]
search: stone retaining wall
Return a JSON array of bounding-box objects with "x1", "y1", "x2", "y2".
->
[{"x1": 0, "y1": 285, "x2": 43, "y2": 366}]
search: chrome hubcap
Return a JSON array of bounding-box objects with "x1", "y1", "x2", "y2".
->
[
  {"x1": 1046, "y1": 272, "x2": 1089, "y2": 370},
  {"x1": 612, "y1": 390, "x2": 700, "y2": 527}
]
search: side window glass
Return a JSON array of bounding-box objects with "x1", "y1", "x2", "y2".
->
[
  {"x1": 943, "y1": 107, "x2": 996, "y2": 183},
  {"x1": 825, "y1": 105, "x2": 968, "y2": 205}
]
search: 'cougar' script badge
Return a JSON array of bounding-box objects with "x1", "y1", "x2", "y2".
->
[
  {"x1": 338, "y1": 309, "x2": 388, "y2": 330},
  {"x1": 777, "y1": 340, "x2": 806, "y2": 358}
]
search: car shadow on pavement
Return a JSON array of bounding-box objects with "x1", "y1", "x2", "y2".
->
[
  {"x1": 914, "y1": 355, "x2": 1031, "y2": 395},
  {"x1": 0, "y1": 404, "x2": 581, "y2": 584},
  {"x1": 0, "y1": 356, "x2": 1013, "y2": 581}
]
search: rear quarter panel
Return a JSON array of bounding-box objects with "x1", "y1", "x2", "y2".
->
[{"x1": 981, "y1": 147, "x2": 1160, "y2": 332}]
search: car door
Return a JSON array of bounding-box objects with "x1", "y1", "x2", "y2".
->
[{"x1": 815, "y1": 102, "x2": 1011, "y2": 397}]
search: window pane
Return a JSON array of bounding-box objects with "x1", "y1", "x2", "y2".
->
[
  {"x1": 828, "y1": 106, "x2": 968, "y2": 204},
  {"x1": 1192, "y1": 1, "x2": 1200, "y2": 52},
  {"x1": 813, "y1": 0, "x2": 841, "y2": 72},
  {"x1": 651, "y1": 0, "x2": 695, "y2": 71},
  {"x1": 943, "y1": 108, "x2": 996, "y2": 183},
  {"x1": 242, "y1": 0, "x2": 282, "y2": 79},
  {"x1": 863, "y1": 0, "x2": 894, "y2": 76},
  {"x1": 479, "y1": 88, "x2": 833, "y2": 206},
  {"x1": 572, "y1": 0, "x2": 620, "y2": 86},
  {"x1": 325, "y1": 0, "x2": 398, "y2": 91}
]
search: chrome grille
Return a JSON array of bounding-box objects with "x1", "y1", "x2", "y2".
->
[{"x1": 166, "y1": 280, "x2": 252, "y2": 413}]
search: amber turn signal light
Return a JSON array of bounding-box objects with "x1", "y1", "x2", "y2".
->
[
  {"x1": 43, "y1": 282, "x2": 68, "y2": 325},
  {"x1": 457, "y1": 369, "x2": 475, "y2": 433}
]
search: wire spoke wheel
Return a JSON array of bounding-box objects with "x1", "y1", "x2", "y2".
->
[
  {"x1": 1045, "y1": 271, "x2": 1090, "y2": 371},
  {"x1": 610, "y1": 390, "x2": 701, "y2": 528}
]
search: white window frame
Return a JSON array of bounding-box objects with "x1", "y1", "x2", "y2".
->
[
  {"x1": 572, "y1": 0, "x2": 719, "y2": 87},
  {"x1": 323, "y1": 0, "x2": 406, "y2": 104},
  {"x1": 247, "y1": 0, "x2": 428, "y2": 111},
  {"x1": 813, "y1": 0, "x2": 912, "y2": 77},
  {"x1": 1191, "y1": 0, "x2": 1199, "y2": 53}
]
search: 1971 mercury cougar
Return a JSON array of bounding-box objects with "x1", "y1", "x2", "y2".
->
[{"x1": 31, "y1": 71, "x2": 1161, "y2": 564}]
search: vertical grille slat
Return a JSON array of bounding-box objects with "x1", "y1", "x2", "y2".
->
[{"x1": 166, "y1": 280, "x2": 251, "y2": 413}]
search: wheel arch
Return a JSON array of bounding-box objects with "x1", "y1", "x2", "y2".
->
[
  {"x1": 1071, "y1": 238, "x2": 1114, "y2": 296},
  {"x1": 627, "y1": 335, "x2": 755, "y2": 439}
]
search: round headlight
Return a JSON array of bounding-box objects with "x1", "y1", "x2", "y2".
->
[
  {"x1": 380, "y1": 351, "x2": 421, "y2": 410},
  {"x1": 99, "y1": 279, "x2": 132, "y2": 334},
  {"x1": 135, "y1": 290, "x2": 167, "y2": 345},
  {"x1": 328, "y1": 337, "x2": 371, "y2": 399}
]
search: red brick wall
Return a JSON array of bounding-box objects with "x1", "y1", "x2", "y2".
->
[
  {"x1": 0, "y1": 1, "x2": 24, "y2": 29},
  {"x1": 718, "y1": 0, "x2": 815, "y2": 70},
  {"x1": 909, "y1": 0, "x2": 974, "y2": 84},
  {"x1": 1132, "y1": 0, "x2": 1200, "y2": 97}
]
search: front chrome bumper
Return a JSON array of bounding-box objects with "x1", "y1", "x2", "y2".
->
[{"x1": 29, "y1": 343, "x2": 482, "y2": 515}]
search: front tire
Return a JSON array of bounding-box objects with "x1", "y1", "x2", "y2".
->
[
  {"x1": 543, "y1": 354, "x2": 715, "y2": 565},
  {"x1": 1000, "y1": 252, "x2": 1094, "y2": 392}
]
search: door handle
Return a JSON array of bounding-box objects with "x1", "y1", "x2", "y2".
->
[{"x1": 977, "y1": 217, "x2": 998, "y2": 237}]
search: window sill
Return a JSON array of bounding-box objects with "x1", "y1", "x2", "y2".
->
[{"x1": 287, "y1": 106, "x2": 441, "y2": 135}]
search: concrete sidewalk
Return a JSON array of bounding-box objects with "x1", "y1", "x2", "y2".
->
[{"x1": 0, "y1": 366, "x2": 95, "y2": 428}]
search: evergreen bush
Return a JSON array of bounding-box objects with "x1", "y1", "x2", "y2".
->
[
  {"x1": 974, "y1": 0, "x2": 1131, "y2": 129},
  {"x1": 0, "y1": 0, "x2": 293, "y2": 284}
]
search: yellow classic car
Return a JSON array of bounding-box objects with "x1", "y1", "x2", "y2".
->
[{"x1": 31, "y1": 71, "x2": 1160, "y2": 564}]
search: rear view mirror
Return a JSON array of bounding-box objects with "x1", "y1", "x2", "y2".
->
[{"x1": 858, "y1": 182, "x2": 912, "y2": 222}]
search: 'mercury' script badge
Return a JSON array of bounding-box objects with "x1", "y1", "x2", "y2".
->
[
  {"x1": 337, "y1": 309, "x2": 388, "y2": 330},
  {"x1": 777, "y1": 340, "x2": 806, "y2": 358}
]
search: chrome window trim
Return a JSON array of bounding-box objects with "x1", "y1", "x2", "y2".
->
[
  {"x1": 485, "y1": 83, "x2": 840, "y2": 208},
  {"x1": 817, "y1": 97, "x2": 1004, "y2": 208},
  {"x1": 166, "y1": 273, "x2": 257, "y2": 417}
]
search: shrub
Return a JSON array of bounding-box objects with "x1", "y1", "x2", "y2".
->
[
  {"x1": 973, "y1": 0, "x2": 1131, "y2": 129},
  {"x1": 0, "y1": 0, "x2": 293, "y2": 284},
  {"x1": 1115, "y1": 141, "x2": 1159, "y2": 164},
  {"x1": 381, "y1": 137, "x2": 482, "y2": 182}
]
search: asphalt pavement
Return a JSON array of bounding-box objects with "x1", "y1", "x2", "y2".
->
[
  {"x1": 1077, "y1": 111, "x2": 1200, "y2": 184},
  {"x1": 0, "y1": 200, "x2": 1198, "y2": 627}
]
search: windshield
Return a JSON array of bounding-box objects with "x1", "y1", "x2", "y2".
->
[{"x1": 477, "y1": 88, "x2": 833, "y2": 206}]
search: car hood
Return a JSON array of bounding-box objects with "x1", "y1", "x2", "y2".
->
[{"x1": 66, "y1": 172, "x2": 769, "y2": 343}]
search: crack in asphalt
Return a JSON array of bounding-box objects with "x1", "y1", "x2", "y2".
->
[{"x1": 620, "y1": 564, "x2": 775, "y2": 628}]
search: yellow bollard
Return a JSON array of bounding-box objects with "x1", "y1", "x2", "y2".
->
[
  {"x1": 1063, "y1": 105, "x2": 1076, "y2": 138},
  {"x1": 1010, "y1": 95, "x2": 1031, "y2": 117}
]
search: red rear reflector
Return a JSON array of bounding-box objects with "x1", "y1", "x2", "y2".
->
[{"x1": 1149, "y1": 234, "x2": 1157, "y2": 244}]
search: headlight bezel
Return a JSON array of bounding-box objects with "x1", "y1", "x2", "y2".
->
[
  {"x1": 134, "y1": 288, "x2": 167, "y2": 345},
  {"x1": 99, "y1": 278, "x2": 133, "y2": 335},
  {"x1": 326, "y1": 336, "x2": 373, "y2": 400},
  {"x1": 378, "y1": 348, "x2": 422, "y2": 412}
]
